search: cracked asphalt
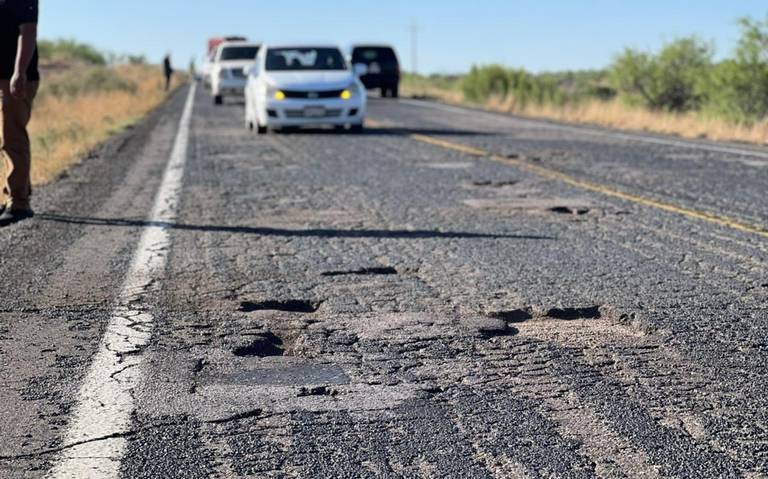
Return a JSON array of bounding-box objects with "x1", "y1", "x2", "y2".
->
[{"x1": 1, "y1": 85, "x2": 768, "y2": 478}]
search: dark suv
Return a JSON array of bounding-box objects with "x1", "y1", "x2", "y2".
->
[{"x1": 351, "y1": 45, "x2": 400, "y2": 98}]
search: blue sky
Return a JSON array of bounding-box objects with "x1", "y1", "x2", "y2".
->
[{"x1": 41, "y1": 1, "x2": 767, "y2": 73}]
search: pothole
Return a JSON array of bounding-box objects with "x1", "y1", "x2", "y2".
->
[
  {"x1": 464, "y1": 198, "x2": 593, "y2": 215},
  {"x1": 550, "y1": 206, "x2": 590, "y2": 216},
  {"x1": 321, "y1": 267, "x2": 398, "y2": 277},
  {"x1": 297, "y1": 386, "x2": 339, "y2": 397},
  {"x1": 488, "y1": 309, "x2": 533, "y2": 323},
  {"x1": 240, "y1": 300, "x2": 320, "y2": 313},
  {"x1": 460, "y1": 317, "x2": 517, "y2": 339},
  {"x1": 471, "y1": 180, "x2": 519, "y2": 188},
  {"x1": 487, "y1": 305, "x2": 602, "y2": 324},
  {"x1": 232, "y1": 332, "x2": 285, "y2": 357},
  {"x1": 546, "y1": 306, "x2": 601, "y2": 320}
]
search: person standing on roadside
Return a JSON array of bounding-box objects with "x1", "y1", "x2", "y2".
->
[
  {"x1": 0, "y1": 0, "x2": 39, "y2": 227},
  {"x1": 163, "y1": 54, "x2": 173, "y2": 92}
]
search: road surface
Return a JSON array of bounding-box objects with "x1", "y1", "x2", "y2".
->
[{"x1": 1, "y1": 85, "x2": 767, "y2": 478}]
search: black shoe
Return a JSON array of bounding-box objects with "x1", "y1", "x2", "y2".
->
[{"x1": 0, "y1": 208, "x2": 34, "y2": 227}]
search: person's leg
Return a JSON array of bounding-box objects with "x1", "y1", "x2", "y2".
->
[{"x1": 0, "y1": 80, "x2": 38, "y2": 211}]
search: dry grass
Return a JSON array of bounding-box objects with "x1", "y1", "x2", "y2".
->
[
  {"x1": 402, "y1": 84, "x2": 768, "y2": 145},
  {"x1": 2, "y1": 64, "x2": 182, "y2": 186}
]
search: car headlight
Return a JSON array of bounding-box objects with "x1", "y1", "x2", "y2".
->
[
  {"x1": 267, "y1": 87, "x2": 286, "y2": 100},
  {"x1": 340, "y1": 83, "x2": 361, "y2": 100}
]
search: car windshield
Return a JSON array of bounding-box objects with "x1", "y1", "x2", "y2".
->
[
  {"x1": 266, "y1": 48, "x2": 347, "y2": 71},
  {"x1": 352, "y1": 47, "x2": 397, "y2": 63},
  {"x1": 220, "y1": 46, "x2": 259, "y2": 61}
]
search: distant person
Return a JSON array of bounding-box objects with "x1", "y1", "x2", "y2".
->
[
  {"x1": 0, "y1": 0, "x2": 39, "y2": 227},
  {"x1": 163, "y1": 54, "x2": 173, "y2": 92}
]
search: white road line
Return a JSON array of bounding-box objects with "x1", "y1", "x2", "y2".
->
[
  {"x1": 397, "y1": 98, "x2": 768, "y2": 164},
  {"x1": 47, "y1": 84, "x2": 196, "y2": 479}
]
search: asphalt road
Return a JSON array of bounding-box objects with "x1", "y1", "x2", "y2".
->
[{"x1": 1, "y1": 84, "x2": 767, "y2": 478}]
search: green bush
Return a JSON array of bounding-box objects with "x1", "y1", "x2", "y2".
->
[
  {"x1": 401, "y1": 72, "x2": 463, "y2": 92},
  {"x1": 462, "y1": 65, "x2": 512, "y2": 101},
  {"x1": 610, "y1": 37, "x2": 713, "y2": 112},
  {"x1": 703, "y1": 16, "x2": 768, "y2": 122},
  {"x1": 461, "y1": 66, "x2": 591, "y2": 107},
  {"x1": 38, "y1": 39, "x2": 106, "y2": 65}
]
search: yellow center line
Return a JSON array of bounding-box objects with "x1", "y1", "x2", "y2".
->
[{"x1": 390, "y1": 129, "x2": 768, "y2": 239}]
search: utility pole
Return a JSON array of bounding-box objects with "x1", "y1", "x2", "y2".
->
[{"x1": 410, "y1": 21, "x2": 420, "y2": 75}]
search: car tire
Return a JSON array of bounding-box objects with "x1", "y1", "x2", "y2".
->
[
  {"x1": 391, "y1": 85, "x2": 399, "y2": 98},
  {"x1": 349, "y1": 123, "x2": 364, "y2": 134},
  {"x1": 214, "y1": 95, "x2": 223, "y2": 105},
  {"x1": 380, "y1": 88, "x2": 389, "y2": 98},
  {"x1": 257, "y1": 124, "x2": 268, "y2": 134}
]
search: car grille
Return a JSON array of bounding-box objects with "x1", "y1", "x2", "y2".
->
[
  {"x1": 282, "y1": 89, "x2": 344, "y2": 99},
  {"x1": 284, "y1": 109, "x2": 343, "y2": 119}
]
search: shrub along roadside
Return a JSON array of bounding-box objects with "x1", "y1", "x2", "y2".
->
[
  {"x1": 23, "y1": 64, "x2": 182, "y2": 185},
  {"x1": 37, "y1": 39, "x2": 107, "y2": 65},
  {"x1": 402, "y1": 13, "x2": 768, "y2": 144}
]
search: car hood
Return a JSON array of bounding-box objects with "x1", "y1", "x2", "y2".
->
[{"x1": 264, "y1": 71, "x2": 355, "y2": 90}]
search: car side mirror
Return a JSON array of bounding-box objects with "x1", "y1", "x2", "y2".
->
[
  {"x1": 353, "y1": 63, "x2": 368, "y2": 76},
  {"x1": 245, "y1": 64, "x2": 260, "y2": 77}
]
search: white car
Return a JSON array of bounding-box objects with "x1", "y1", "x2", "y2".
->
[
  {"x1": 210, "y1": 41, "x2": 261, "y2": 105},
  {"x1": 244, "y1": 44, "x2": 367, "y2": 133}
]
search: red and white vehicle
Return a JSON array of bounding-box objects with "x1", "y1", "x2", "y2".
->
[
  {"x1": 201, "y1": 36, "x2": 247, "y2": 90},
  {"x1": 210, "y1": 40, "x2": 261, "y2": 105}
]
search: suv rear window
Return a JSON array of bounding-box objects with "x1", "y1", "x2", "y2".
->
[
  {"x1": 352, "y1": 47, "x2": 397, "y2": 64},
  {"x1": 220, "y1": 46, "x2": 260, "y2": 61}
]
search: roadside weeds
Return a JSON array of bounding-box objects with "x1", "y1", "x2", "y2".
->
[
  {"x1": 401, "y1": 84, "x2": 768, "y2": 146},
  {"x1": 1, "y1": 64, "x2": 183, "y2": 187}
]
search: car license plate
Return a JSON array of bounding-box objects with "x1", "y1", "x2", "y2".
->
[{"x1": 304, "y1": 106, "x2": 326, "y2": 118}]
